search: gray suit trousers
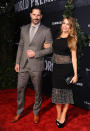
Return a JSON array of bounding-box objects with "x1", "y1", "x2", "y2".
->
[{"x1": 17, "y1": 70, "x2": 42, "y2": 115}]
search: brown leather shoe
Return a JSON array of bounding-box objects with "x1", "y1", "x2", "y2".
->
[
  {"x1": 10, "y1": 114, "x2": 23, "y2": 123},
  {"x1": 33, "y1": 114, "x2": 40, "y2": 124}
]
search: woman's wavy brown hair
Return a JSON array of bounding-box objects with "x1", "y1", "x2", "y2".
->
[{"x1": 60, "y1": 17, "x2": 77, "y2": 50}]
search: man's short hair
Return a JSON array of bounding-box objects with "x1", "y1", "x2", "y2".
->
[{"x1": 30, "y1": 6, "x2": 43, "y2": 15}]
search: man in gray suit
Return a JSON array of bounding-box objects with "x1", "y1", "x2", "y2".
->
[{"x1": 11, "y1": 6, "x2": 53, "y2": 123}]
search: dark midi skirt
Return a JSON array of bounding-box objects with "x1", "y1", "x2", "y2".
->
[{"x1": 52, "y1": 63, "x2": 74, "y2": 104}]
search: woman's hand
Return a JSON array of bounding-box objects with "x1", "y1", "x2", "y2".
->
[
  {"x1": 70, "y1": 75, "x2": 78, "y2": 84},
  {"x1": 43, "y1": 43, "x2": 51, "y2": 48}
]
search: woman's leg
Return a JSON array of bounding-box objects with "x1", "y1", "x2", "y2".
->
[
  {"x1": 56, "y1": 104, "x2": 62, "y2": 121},
  {"x1": 60, "y1": 103, "x2": 69, "y2": 123}
]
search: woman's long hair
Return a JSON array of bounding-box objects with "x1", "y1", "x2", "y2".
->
[{"x1": 60, "y1": 17, "x2": 77, "y2": 50}]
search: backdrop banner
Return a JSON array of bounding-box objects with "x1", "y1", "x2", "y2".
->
[{"x1": 14, "y1": 0, "x2": 90, "y2": 110}]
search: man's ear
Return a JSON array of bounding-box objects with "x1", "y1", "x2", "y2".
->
[
  {"x1": 30, "y1": 13, "x2": 32, "y2": 18},
  {"x1": 41, "y1": 15, "x2": 43, "y2": 19}
]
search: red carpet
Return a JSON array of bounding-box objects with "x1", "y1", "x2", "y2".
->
[{"x1": 0, "y1": 88, "x2": 90, "y2": 131}]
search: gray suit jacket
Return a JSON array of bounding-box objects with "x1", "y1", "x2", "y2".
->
[{"x1": 16, "y1": 24, "x2": 53, "y2": 72}]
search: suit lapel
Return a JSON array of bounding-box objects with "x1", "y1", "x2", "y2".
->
[
  {"x1": 25, "y1": 24, "x2": 31, "y2": 46},
  {"x1": 30, "y1": 24, "x2": 43, "y2": 44}
]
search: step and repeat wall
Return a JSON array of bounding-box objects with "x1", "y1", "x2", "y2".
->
[{"x1": 14, "y1": 0, "x2": 90, "y2": 109}]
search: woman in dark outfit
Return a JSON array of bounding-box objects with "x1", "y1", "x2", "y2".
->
[{"x1": 44, "y1": 17, "x2": 78, "y2": 128}]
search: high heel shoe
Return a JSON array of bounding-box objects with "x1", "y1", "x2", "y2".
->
[
  {"x1": 57, "y1": 121, "x2": 65, "y2": 128},
  {"x1": 56, "y1": 120, "x2": 60, "y2": 125},
  {"x1": 57, "y1": 116, "x2": 68, "y2": 128}
]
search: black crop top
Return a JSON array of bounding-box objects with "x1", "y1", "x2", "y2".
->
[{"x1": 52, "y1": 38, "x2": 71, "y2": 56}]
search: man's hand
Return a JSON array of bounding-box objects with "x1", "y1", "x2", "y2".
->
[
  {"x1": 27, "y1": 50, "x2": 35, "y2": 58},
  {"x1": 15, "y1": 64, "x2": 19, "y2": 72}
]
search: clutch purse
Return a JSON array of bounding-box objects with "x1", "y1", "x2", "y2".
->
[{"x1": 65, "y1": 76, "x2": 73, "y2": 85}]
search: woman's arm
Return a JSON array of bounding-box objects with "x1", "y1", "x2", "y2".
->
[
  {"x1": 43, "y1": 43, "x2": 51, "y2": 48},
  {"x1": 71, "y1": 49, "x2": 78, "y2": 83}
]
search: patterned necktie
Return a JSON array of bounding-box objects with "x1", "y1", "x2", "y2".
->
[{"x1": 30, "y1": 26, "x2": 36, "y2": 42}]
